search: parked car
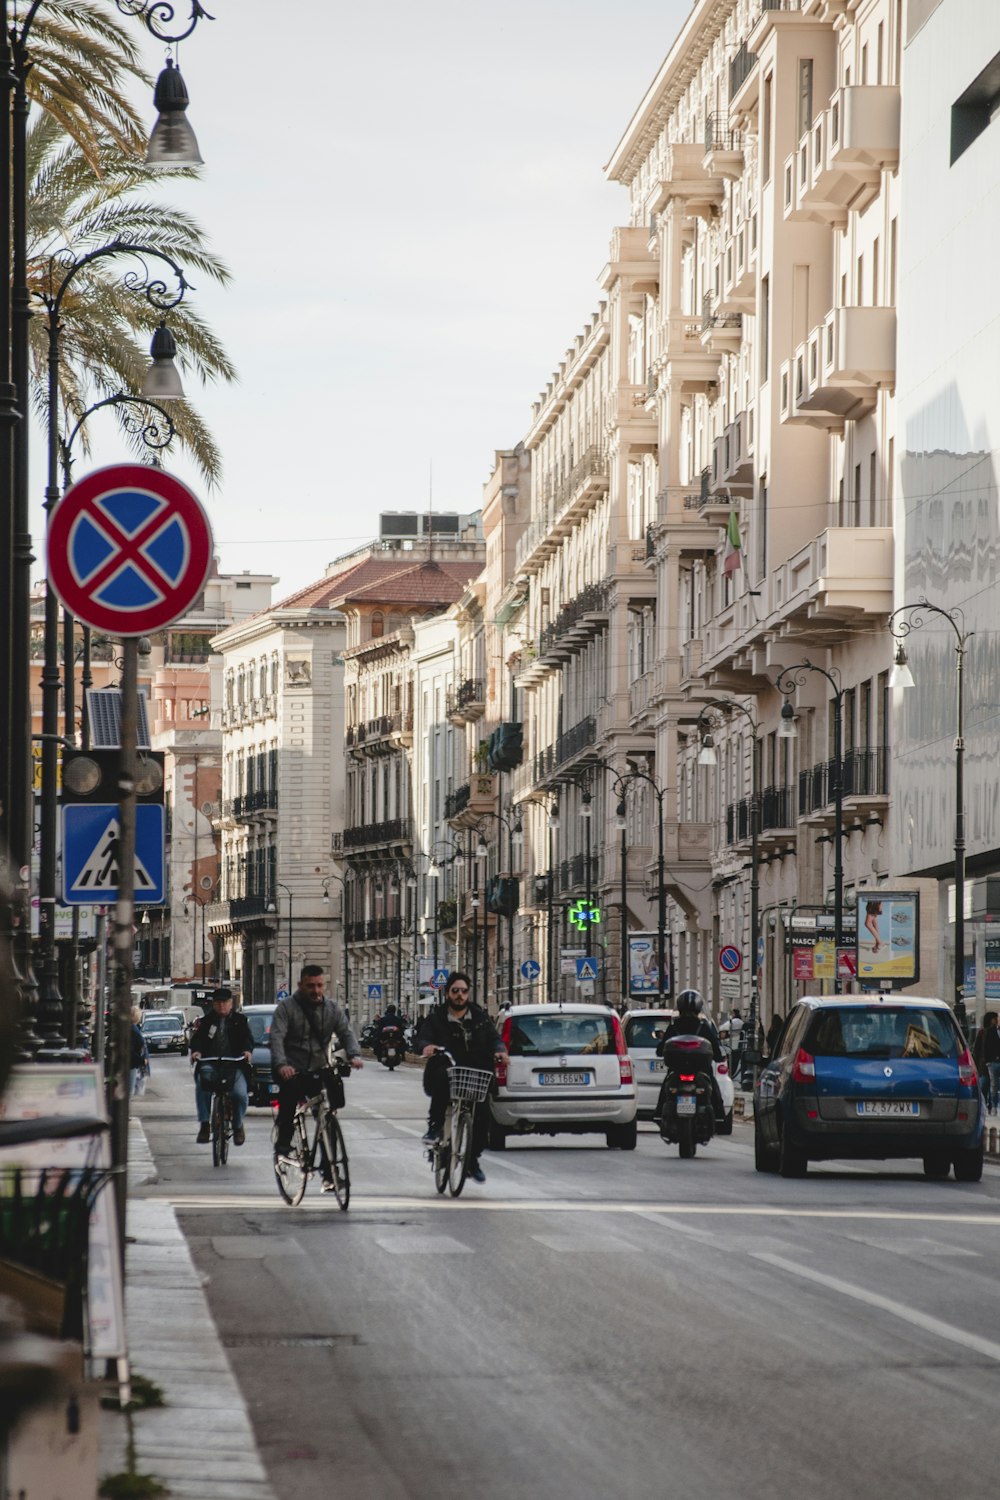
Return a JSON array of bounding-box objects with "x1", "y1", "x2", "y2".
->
[
  {"x1": 242, "y1": 1004, "x2": 278, "y2": 1106},
  {"x1": 623, "y1": 1008, "x2": 734, "y2": 1134},
  {"x1": 754, "y1": 995, "x2": 984, "y2": 1180},
  {"x1": 140, "y1": 1011, "x2": 187, "y2": 1054},
  {"x1": 489, "y1": 1004, "x2": 637, "y2": 1150}
]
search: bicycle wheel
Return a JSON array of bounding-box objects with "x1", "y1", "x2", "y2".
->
[
  {"x1": 273, "y1": 1116, "x2": 307, "y2": 1207},
  {"x1": 320, "y1": 1116, "x2": 351, "y2": 1211},
  {"x1": 448, "y1": 1106, "x2": 472, "y2": 1196},
  {"x1": 219, "y1": 1098, "x2": 231, "y2": 1167},
  {"x1": 211, "y1": 1094, "x2": 224, "y2": 1168},
  {"x1": 433, "y1": 1121, "x2": 449, "y2": 1195}
]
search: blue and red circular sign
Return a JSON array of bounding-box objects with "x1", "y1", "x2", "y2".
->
[
  {"x1": 719, "y1": 945, "x2": 743, "y2": 973},
  {"x1": 47, "y1": 464, "x2": 213, "y2": 636}
]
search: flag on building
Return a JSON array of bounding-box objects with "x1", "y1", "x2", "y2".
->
[{"x1": 723, "y1": 507, "x2": 742, "y2": 575}]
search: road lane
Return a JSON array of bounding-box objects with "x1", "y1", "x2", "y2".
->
[{"x1": 135, "y1": 1054, "x2": 1000, "y2": 1500}]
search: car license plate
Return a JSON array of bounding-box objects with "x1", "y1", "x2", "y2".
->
[
  {"x1": 855, "y1": 1101, "x2": 920, "y2": 1117},
  {"x1": 269, "y1": 1083, "x2": 279, "y2": 1095},
  {"x1": 538, "y1": 1071, "x2": 591, "y2": 1086},
  {"x1": 676, "y1": 1095, "x2": 696, "y2": 1116},
  {"x1": 650, "y1": 1059, "x2": 665, "y2": 1071}
]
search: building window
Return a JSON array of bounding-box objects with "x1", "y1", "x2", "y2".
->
[
  {"x1": 951, "y1": 47, "x2": 1000, "y2": 164},
  {"x1": 371, "y1": 611, "x2": 384, "y2": 639}
]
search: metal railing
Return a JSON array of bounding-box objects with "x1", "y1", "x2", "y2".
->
[
  {"x1": 346, "y1": 712, "x2": 413, "y2": 746},
  {"x1": 729, "y1": 41, "x2": 757, "y2": 97},
  {"x1": 705, "y1": 115, "x2": 742, "y2": 153},
  {"x1": 538, "y1": 581, "x2": 609, "y2": 656},
  {"x1": 797, "y1": 751, "x2": 889, "y2": 815},
  {"x1": 446, "y1": 678, "x2": 484, "y2": 717},
  {"x1": 445, "y1": 783, "x2": 471, "y2": 820},
  {"x1": 343, "y1": 817, "x2": 413, "y2": 848}
]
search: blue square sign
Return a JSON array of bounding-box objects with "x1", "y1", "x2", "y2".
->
[{"x1": 61, "y1": 803, "x2": 165, "y2": 905}]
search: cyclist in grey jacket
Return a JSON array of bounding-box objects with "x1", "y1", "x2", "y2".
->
[{"x1": 271, "y1": 965, "x2": 362, "y2": 1159}]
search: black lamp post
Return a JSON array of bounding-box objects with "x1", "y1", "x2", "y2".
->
[
  {"x1": 889, "y1": 600, "x2": 971, "y2": 1027},
  {"x1": 776, "y1": 662, "x2": 846, "y2": 996},
  {"x1": 34, "y1": 243, "x2": 188, "y2": 1051},
  {"x1": 323, "y1": 871, "x2": 352, "y2": 1008},
  {"x1": 475, "y1": 809, "x2": 523, "y2": 1009},
  {"x1": 610, "y1": 766, "x2": 667, "y2": 1004},
  {"x1": 272, "y1": 882, "x2": 293, "y2": 992},
  {"x1": 426, "y1": 838, "x2": 462, "y2": 976},
  {"x1": 547, "y1": 799, "x2": 558, "y2": 1004},
  {"x1": 616, "y1": 796, "x2": 628, "y2": 1002},
  {"x1": 697, "y1": 699, "x2": 761, "y2": 1054}
]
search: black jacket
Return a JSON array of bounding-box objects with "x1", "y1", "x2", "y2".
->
[
  {"x1": 658, "y1": 1015, "x2": 723, "y2": 1064},
  {"x1": 191, "y1": 1009, "x2": 254, "y2": 1081},
  {"x1": 416, "y1": 1002, "x2": 503, "y2": 1070}
]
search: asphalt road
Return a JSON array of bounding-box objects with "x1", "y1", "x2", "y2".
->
[{"x1": 135, "y1": 1052, "x2": 1000, "y2": 1500}]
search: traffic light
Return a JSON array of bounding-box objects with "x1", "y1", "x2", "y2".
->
[
  {"x1": 61, "y1": 749, "x2": 165, "y2": 805},
  {"x1": 487, "y1": 722, "x2": 523, "y2": 772}
]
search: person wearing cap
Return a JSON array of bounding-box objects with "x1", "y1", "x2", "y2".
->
[{"x1": 190, "y1": 988, "x2": 254, "y2": 1146}]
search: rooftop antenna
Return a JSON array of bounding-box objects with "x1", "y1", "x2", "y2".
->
[{"x1": 428, "y1": 457, "x2": 434, "y2": 563}]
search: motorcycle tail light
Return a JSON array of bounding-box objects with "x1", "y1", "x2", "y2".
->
[
  {"x1": 958, "y1": 1047, "x2": 977, "y2": 1088},
  {"x1": 619, "y1": 1056, "x2": 633, "y2": 1084},
  {"x1": 792, "y1": 1047, "x2": 816, "y2": 1082},
  {"x1": 680, "y1": 1073, "x2": 695, "y2": 1083}
]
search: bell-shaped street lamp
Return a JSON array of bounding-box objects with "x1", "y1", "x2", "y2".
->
[{"x1": 146, "y1": 58, "x2": 204, "y2": 166}]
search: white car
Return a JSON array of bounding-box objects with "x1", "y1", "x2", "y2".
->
[
  {"x1": 489, "y1": 1004, "x2": 638, "y2": 1150},
  {"x1": 623, "y1": 1009, "x2": 734, "y2": 1135}
]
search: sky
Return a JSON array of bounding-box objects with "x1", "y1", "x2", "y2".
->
[{"x1": 34, "y1": 0, "x2": 693, "y2": 600}]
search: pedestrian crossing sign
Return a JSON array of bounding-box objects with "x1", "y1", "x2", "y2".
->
[
  {"x1": 61, "y1": 803, "x2": 165, "y2": 904},
  {"x1": 575, "y1": 956, "x2": 599, "y2": 981}
]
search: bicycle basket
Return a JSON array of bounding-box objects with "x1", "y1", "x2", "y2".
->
[{"x1": 448, "y1": 1065, "x2": 494, "y2": 1103}]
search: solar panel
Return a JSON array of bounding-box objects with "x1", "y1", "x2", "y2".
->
[{"x1": 86, "y1": 689, "x2": 151, "y2": 749}]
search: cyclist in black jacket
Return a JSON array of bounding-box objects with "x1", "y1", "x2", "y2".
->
[
  {"x1": 190, "y1": 989, "x2": 254, "y2": 1146},
  {"x1": 416, "y1": 972, "x2": 506, "y2": 1184}
]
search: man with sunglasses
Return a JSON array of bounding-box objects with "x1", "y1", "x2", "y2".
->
[{"x1": 416, "y1": 971, "x2": 506, "y2": 1184}]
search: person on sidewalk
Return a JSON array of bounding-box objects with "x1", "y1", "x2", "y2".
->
[
  {"x1": 130, "y1": 1006, "x2": 150, "y2": 1097},
  {"x1": 270, "y1": 965, "x2": 363, "y2": 1177},
  {"x1": 974, "y1": 1010, "x2": 1000, "y2": 1114},
  {"x1": 190, "y1": 989, "x2": 254, "y2": 1145},
  {"x1": 416, "y1": 972, "x2": 506, "y2": 1185}
]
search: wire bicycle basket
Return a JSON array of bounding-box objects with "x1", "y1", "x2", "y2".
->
[{"x1": 448, "y1": 1066, "x2": 494, "y2": 1104}]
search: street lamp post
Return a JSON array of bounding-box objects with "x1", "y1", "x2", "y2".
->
[
  {"x1": 274, "y1": 882, "x2": 293, "y2": 992},
  {"x1": 323, "y1": 872, "x2": 352, "y2": 1008},
  {"x1": 475, "y1": 809, "x2": 523, "y2": 1008},
  {"x1": 697, "y1": 699, "x2": 761, "y2": 1053},
  {"x1": 426, "y1": 838, "x2": 462, "y2": 978},
  {"x1": 889, "y1": 600, "x2": 971, "y2": 1027},
  {"x1": 610, "y1": 767, "x2": 667, "y2": 1004},
  {"x1": 547, "y1": 800, "x2": 558, "y2": 1004},
  {"x1": 776, "y1": 662, "x2": 846, "y2": 997},
  {"x1": 616, "y1": 796, "x2": 628, "y2": 1002}
]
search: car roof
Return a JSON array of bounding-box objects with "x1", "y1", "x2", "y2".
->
[
  {"x1": 624, "y1": 1008, "x2": 678, "y2": 1018},
  {"x1": 502, "y1": 1003, "x2": 617, "y2": 1017},
  {"x1": 794, "y1": 995, "x2": 950, "y2": 1011},
  {"x1": 242, "y1": 1004, "x2": 276, "y2": 1014}
]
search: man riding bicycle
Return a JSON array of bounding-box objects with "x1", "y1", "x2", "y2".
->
[
  {"x1": 270, "y1": 965, "x2": 363, "y2": 1178},
  {"x1": 416, "y1": 971, "x2": 506, "y2": 1185},
  {"x1": 190, "y1": 988, "x2": 254, "y2": 1145}
]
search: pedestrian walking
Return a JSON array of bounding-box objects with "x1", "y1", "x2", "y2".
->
[
  {"x1": 974, "y1": 1011, "x2": 1000, "y2": 1114},
  {"x1": 130, "y1": 1005, "x2": 150, "y2": 1097}
]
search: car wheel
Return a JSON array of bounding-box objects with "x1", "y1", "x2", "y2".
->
[
  {"x1": 717, "y1": 1109, "x2": 734, "y2": 1137},
  {"x1": 754, "y1": 1121, "x2": 778, "y2": 1173},
  {"x1": 778, "y1": 1123, "x2": 808, "y2": 1178},
  {"x1": 922, "y1": 1152, "x2": 951, "y2": 1179},
  {"x1": 487, "y1": 1119, "x2": 507, "y2": 1151},
  {"x1": 607, "y1": 1121, "x2": 638, "y2": 1151},
  {"x1": 953, "y1": 1144, "x2": 984, "y2": 1183}
]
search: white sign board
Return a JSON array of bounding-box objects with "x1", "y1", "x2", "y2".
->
[{"x1": 719, "y1": 975, "x2": 742, "y2": 1001}]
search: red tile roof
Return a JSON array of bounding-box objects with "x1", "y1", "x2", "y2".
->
[{"x1": 268, "y1": 556, "x2": 481, "y2": 615}]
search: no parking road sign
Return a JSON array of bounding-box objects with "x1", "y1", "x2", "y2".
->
[
  {"x1": 719, "y1": 945, "x2": 742, "y2": 973},
  {"x1": 47, "y1": 464, "x2": 213, "y2": 636}
]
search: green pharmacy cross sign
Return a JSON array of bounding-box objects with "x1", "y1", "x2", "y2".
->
[{"x1": 568, "y1": 899, "x2": 602, "y2": 931}]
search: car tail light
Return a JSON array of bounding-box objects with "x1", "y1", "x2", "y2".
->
[
  {"x1": 495, "y1": 1052, "x2": 509, "y2": 1086},
  {"x1": 792, "y1": 1047, "x2": 816, "y2": 1082},
  {"x1": 619, "y1": 1056, "x2": 633, "y2": 1084},
  {"x1": 611, "y1": 1013, "x2": 628, "y2": 1057},
  {"x1": 716, "y1": 1061, "x2": 729, "y2": 1075},
  {"x1": 958, "y1": 1047, "x2": 977, "y2": 1088}
]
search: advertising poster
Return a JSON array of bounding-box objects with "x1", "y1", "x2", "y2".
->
[
  {"x1": 855, "y1": 891, "x2": 920, "y2": 984},
  {"x1": 629, "y1": 932, "x2": 668, "y2": 996}
]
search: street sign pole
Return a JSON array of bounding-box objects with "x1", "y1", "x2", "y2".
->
[{"x1": 111, "y1": 636, "x2": 138, "y2": 1271}]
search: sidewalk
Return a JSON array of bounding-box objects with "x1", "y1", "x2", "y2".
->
[{"x1": 99, "y1": 1120, "x2": 277, "y2": 1500}]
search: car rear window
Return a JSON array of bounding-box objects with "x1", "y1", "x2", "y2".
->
[
  {"x1": 806, "y1": 1007, "x2": 959, "y2": 1060},
  {"x1": 142, "y1": 1016, "x2": 178, "y2": 1033},
  {"x1": 508, "y1": 1013, "x2": 616, "y2": 1057},
  {"x1": 624, "y1": 1017, "x2": 670, "y2": 1049},
  {"x1": 247, "y1": 1014, "x2": 272, "y2": 1045}
]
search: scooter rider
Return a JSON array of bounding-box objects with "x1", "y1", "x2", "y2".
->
[
  {"x1": 375, "y1": 1004, "x2": 406, "y2": 1061},
  {"x1": 654, "y1": 989, "x2": 726, "y2": 1125}
]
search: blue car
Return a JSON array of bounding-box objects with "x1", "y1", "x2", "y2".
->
[{"x1": 754, "y1": 996, "x2": 983, "y2": 1181}]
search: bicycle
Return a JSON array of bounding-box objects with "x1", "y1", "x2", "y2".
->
[
  {"x1": 426, "y1": 1048, "x2": 495, "y2": 1197},
  {"x1": 194, "y1": 1057, "x2": 246, "y2": 1169},
  {"x1": 272, "y1": 1054, "x2": 351, "y2": 1210}
]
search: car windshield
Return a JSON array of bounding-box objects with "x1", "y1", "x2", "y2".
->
[
  {"x1": 246, "y1": 1013, "x2": 272, "y2": 1045},
  {"x1": 142, "y1": 1015, "x2": 178, "y2": 1033},
  {"x1": 807, "y1": 1006, "x2": 959, "y2": 1060},
  {"x1": 624, "y1": 1017, "x2": 670, "y2": 1048},
  {"x1": 508, "y1": 1013, "x2": 616, "y2": 1057}
]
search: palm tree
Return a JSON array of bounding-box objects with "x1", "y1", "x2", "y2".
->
[
  {"x1": 20, "y1": 0, "x2": 153, "y2": 168},
  {"x1": 27, "y1": 110, "x2": 236, "y2": 485}
]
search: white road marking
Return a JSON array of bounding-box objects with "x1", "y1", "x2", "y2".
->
[{"x1": 752, "y1": 1251, "x2": 1000, "y2": 1363}]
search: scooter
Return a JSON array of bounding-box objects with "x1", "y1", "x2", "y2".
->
[
  {"x1": 378, "y1": 1025, "x2": 405, "y2": 1070},
  {"x1": 657, "y1": 1035, "x2": 716, "y2": 1159}
]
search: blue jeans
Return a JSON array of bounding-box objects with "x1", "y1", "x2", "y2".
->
[
  {"x1": 195, "y1": 1063, "x2": 248, "y2": 1128},
  {"x1": 988, "y1": 1062, "x2": 1000, "y2": 1112}
]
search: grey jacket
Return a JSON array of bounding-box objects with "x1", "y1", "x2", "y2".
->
[{"x1": 269, "y1": 991, "x2": 360, "y2": 1073}]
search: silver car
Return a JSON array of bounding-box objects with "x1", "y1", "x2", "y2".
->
[
  {"x1": 489, "y1": 1004, "x2": 637, "y2": 1150},
  {"x1": 623, "y1": 1008, "x2": 734, "y2": 1135}
]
